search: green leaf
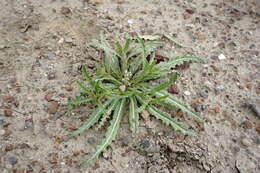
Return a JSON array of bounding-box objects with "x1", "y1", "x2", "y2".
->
[
  {"x1": 129, "y1": 96, "x2": 139, "y2": 133},
  {"x1": 159, "y1": 56, "x2": 205, "y2": 70},
  {"x1": 97, "y1": 99, "x2": 119, "y2": 130},
  {"x1": 80, "y1": 98, "x2": 126, "y2": 167},
  {"x1": 156, "y1": 91, "x2": 204, "y2": 122},
  {"x1": 163, "y1": 34, "x2": 187, "y2": 48},
  {"x1": 76, "y1": 81, "x2": 95, "y2": 99},
  {"x1": 136, "y1": 95, "x2": 193, "y2": 135},
  {"x1": 67, "y1": 99, "x2": 112, "y2": 137},
  {"x1": 147, "y1": 104, "x2": 194, "y2": 135},
  {"x1": 147, "y1": 72, "x2": 180, "y2": 94}
]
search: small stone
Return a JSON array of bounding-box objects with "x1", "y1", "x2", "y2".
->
[
  {"x1": 141, "y1": 110, "x2": 150, "y2": 122},
  {"x1": 114, "y1": 0, "x2": 125, "y2": 4},
  {"x1": 168, "y1": 84, "x2": 179, "y2": 94},
  {"x1": 194, "y1": 104, "x2": 206, "y2": 112},
  {"x1": 196, "y1": 32, "x2": 206, "y2": 40},
  {"x1": 0, "y1": 116, "x2": 4, "y2": 126},
  {"x1": 47, "y1": 72, "x2": 56, "y2": 80},
  {"x1": 218, "y1": 54, "x2": 226, "y2": 60},
  {"x1": 120, "y1": 136, "x2": 132, "y2": 146},
  {"x1": 58, "y1": 38, "x2": 64, "y2": 44},
  {"x1": 24, "y1": 119, "x2": 34, "y2": 129},
  {"x1": 184, "y1": 90, "x2": 191, "y2": 96},
  {"x1": 241, "y1": 121, "x2": 253, "y2": 129},
  {"x1": 87, "y1": 136, "x2": 97, "y2": 145},
  {"x1": 3, "y1": 95, "x2": 14, "y2": 103},
  {"x1": 255, "y1": 125, "x2": 260, "y2": 133},
  {"x1": 8, "y1": 156, "x2": 18, "y2": 165},
  {"x1": 214, "y1": 106, "x2": 220, "y2": 113},
  {"x1": 60, "y1": 7, "x2": 71, "y2": 17},
  {"x1": 4, "y1": 109, "x2": 13, "y2": 117},
  {"x1": 91, "y1": 0, "x2": 104, "y2": 5},
  {"x1": 199, "y1": 89, "x2": 208, "y2": 98},
  {"x1": 5, "y1": 144, "x2": 15, "y2": 152},
  {"x1": 215, "y1": 85, "x2": 225, "y2": 94},
  {"x1": 127, "y1": 19, "x2": 134, "y2": 24},
  {"x1": 245, "y1": 102, "x2": 260, "y2": 118},
  {"x1": 48, "y1": 101, "x2": 59, "y2": 114},
  {"x1": 44, "y1": 92, "x2": 54, "y2": 102},
  {"x1": 65, "y1": 86, "x2": 73, "y2": 92},
  {"x1": 241, "y1": 138, "x2": 252, "y2": 147},
  {"x1": 0, "y1": 129, "x2": 6, "y2": 135}
]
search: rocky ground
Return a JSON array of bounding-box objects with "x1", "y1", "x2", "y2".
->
[{"x1": 0, "y1": 0, "x2": 259, "y2": 173}]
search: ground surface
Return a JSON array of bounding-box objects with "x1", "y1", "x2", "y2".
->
[{"x1": 0, "y1": 0, "x2": 260, "y2": 173}]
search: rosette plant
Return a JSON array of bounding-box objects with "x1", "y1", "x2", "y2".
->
[{"x1": 66, "y1": 35, "x2": 205, "y2": 167}]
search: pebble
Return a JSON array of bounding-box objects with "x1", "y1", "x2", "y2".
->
[
  {"x1": 196, "y1": 32, "x2": 207, "y2": 40},
  {"x1": 199, "y1": 89, "x2": 208, "y2": 98},
  {"x1": 3, "y1": 95, "x2": 15, "y2": 103},
  {"x1": 58, "y1": 38, "x2": 64, "y2": 44},
  {"x1": 0, "y1": 116, "x2": 5, "y2": 125},
  {"x1": 24, "y1": 119, "x2": 34, "y2": 129},
  {"x1": 87, "y1": 136, "x2": 97, "y2": 145},
  {"x1": 184, "y1": 90, "x2": 191, "y2": 96},
  {"x1": 141, "y1": 110, "x2": 150, "y2": 122},
  {"x1": 4, "y1": 109, "x2": 13, "y2": 117},
  {"x1": 241, "y1": 121, "x2": 253, "y2": 129},
  {"x1": 218, "y1": 54, "x2": 226, "y2": 60},
  {"x1": 8, "y1": 156, "x2": 18, "y2": 165},
  {"x1": 120, "y1": 136, "x2": 132, "y2": 146},
  {"x1": 48, "y1": 101, "x2": 59, "y2": 114},
  {"x1": 44, "y1": 93, "x2": 54, "y2": 102},
  {"x1": 214, "y1": 85, "x2": 225, "y2": 94},
  {"x1": 47, "y1": 72, "x2": 56, "y2": 80},
  {"x1": 194, "y1": 104, "x2": 206, "y2": 112},
  {"x1": 65, "y1": 86, "x2": 73, "y2": 92},
  {"x1": 241, "y1": 138, "x2": 252, "y2": 147},
  {"x1": 245, "y1": 102, "x2": 260, "y2": 118},
  {"x1": 138, "y1": 139, "x2": 160, "y2": 153},
  {"x1": 168, "y1": 84, "x2": 179, "y2": 94},
  {"x1": 255, "y1": 125, "x2": 260, "y2": 133},
  {"x1": 0, "y1": 129, "x2": 6, "y2": 135},
  {"x1": 127, "y1": 19, "x2": 134, "y2": 24}
]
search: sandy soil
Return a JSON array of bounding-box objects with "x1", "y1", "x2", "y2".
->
[{"x1": 0, "y1": 0, "x2": 259, "y2": 173}]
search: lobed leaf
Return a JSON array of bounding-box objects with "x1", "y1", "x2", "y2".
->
[
  {"x1": 67, "y1": 99, "x2": 112, "y2": 137},
  {"x1": 80, "y1": 98, "x2": 126, "y2": 167},
  {"x1": 159, "y1": 56, "x2": 205, "y2": 70},
  {"x1": 156, "y1": 91, "x2": 204, "y2": 122}
]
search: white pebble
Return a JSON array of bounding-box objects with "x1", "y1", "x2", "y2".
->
[
  {"x1": 218, "y1": 54, "x2": 226, "y2": 60},
  {"x1": 127, "y1": 19, "x2": 133, "y2": 24},
  {"x1": 58, "y1": 38, "x2": 64, "y2": 44},
  {"x1": 184, "y1": 90, "x2": 191, "y2": 96}
]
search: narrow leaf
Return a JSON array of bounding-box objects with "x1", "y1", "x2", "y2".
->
[
  {"x1": 80, "y1": 98, "x2": 126, "y2": 167},
  {"x1": 67, "y1": 99, "x2": 112, "y2": 137}
]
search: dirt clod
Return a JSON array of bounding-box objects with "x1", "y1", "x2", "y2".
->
[
  {"x1": 48, "y1": 101, "x2": 59, "y2": 114},
  {"x1": 4, "y1": 109, "x2": 13, "y2": 117}
]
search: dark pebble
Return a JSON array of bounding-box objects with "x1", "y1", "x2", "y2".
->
[
  {"x1": 87, "y1": 136, "x2": 97, "y2": 145},
  {"x1": 120, "y1": 136, "x2": 132, "y2": 146},
  {"x1": 8, "y1": 156, "x2": 18, "y2": 165},
  {"x1": 199, "y1": 89, "x2": 208, "y2": 98},
  {"x1": 245, "y1": 102, "x2": 260, "y2": 118},
  {"x1": 47, "y1": 72, "x2": 56, "y2": 80},
  {"x1": 0, "y1": 116, "x2": 4, "y2": 126},
  {"x1": 194, "y1": 104, "x2": 206, "y2": 112}
]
